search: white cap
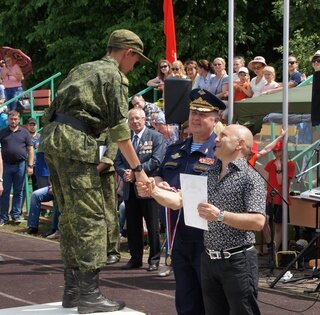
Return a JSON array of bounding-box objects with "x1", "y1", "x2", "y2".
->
[{"x1": 238, "y1": 66, "x2": 249, "y2": 74}]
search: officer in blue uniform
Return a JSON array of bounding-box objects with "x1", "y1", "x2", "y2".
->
[{"x1": 154, "y1": 89, "x2": 226, "y2": 315}]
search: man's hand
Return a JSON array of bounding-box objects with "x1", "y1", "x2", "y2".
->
[
  {"x1": 27, "y1": 166, "x2": 33, "y2": 176},
  {"x1": 97, "y1": 162, "x2": 108, "y2": 173},
  {"x1": 123, "y1": 169, "x2": 135, "y2": 182},
  {"x1": 157, "y1": 181, "x2": 172, "y2": 191},
  {"x1": 136, "y1": 177, "x2": 156, "y2": 198},
  {"x1": 198, "y1": 202, "x2": 220, "y2": 222}
]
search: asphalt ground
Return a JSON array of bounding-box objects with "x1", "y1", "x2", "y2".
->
[{"x1": 0, "y1": 230, "x2": 320, "y2": 315}]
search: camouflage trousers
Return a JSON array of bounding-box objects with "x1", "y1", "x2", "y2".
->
[{"x1": 45, "y1": 154, "x2": 118, "y2": 271}]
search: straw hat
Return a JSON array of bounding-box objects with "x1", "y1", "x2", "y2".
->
[{"x1": 248, "y1": 56, "x2": 267, "y2": 71}]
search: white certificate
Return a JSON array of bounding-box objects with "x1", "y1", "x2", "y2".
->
[
  {"x1": 99, "y1": 145, "x2": 107, "y2": 160},
  {"x1": 180, "y1": 173, "x2": 208, "y2": 231}
]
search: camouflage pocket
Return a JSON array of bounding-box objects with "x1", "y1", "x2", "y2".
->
[{"x1": 70, "y1": 173, "x2": 101, "y2": 190}]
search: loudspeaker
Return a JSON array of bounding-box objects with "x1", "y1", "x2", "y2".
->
[
  {"x1": 311, "y1": 71, "x2": 320, "y2": 126},
  {"x1": 164, "y1": 78, "x2": 192, "y2": 124}
]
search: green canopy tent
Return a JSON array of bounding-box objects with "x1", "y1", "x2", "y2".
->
[{"x1": 233, "y1": 84, "x2": 312, "y2": 135}]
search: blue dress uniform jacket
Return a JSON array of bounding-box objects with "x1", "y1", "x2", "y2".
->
[
  {"x1": 154, "y1": 132, "x2": 216, "y2": 315},
  {"x1": 115, "y1": 127, "x2": 166, "y2": 200},
  {"x1": 156, "y1": 133, "x2": 216, "y2": 241}
]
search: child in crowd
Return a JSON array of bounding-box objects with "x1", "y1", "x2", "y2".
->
[
  {"x1": 261, "y1": 66, "x2": 280, "y2": 94},
  {"x1": 263, "y1": 140, "x2": 295, "y2": 253},
  {"x1": 233, "y1": 67, "x2": 251, "y2": 101}
]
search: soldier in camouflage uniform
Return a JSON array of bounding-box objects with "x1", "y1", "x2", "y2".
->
[{"x1": 39, "y1": 29, "x2": 150, "y2": 314}]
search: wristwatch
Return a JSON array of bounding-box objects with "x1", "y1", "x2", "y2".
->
[
  {"x1": 217, "y1": 209, "x2": 225, "y2": 222},
  {"x1": 0, "y1": 178, "x2": 3, "y2": 182},
  {"x1": 132, "y1": 164, "x2": 143, "y2": 172}
]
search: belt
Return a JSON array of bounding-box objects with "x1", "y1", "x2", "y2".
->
[
  {"x1": 53, "y1": 113, "x2": 94, "y2": 135},
  {"x1": 5, "y1": 160, "x2": 25, "y2": 165},
  {"x1": 205, "y1": 245, "x2": 254, "y2": 260}
]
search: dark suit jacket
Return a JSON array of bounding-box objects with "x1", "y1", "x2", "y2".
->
[{"x1": 114, "y1": 127, "x2": 166, "y2": 200}]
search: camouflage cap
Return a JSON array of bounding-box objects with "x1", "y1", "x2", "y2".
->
[
  {"x1": 189, "y1": 88, "x2": 226, "y2": 112},
  {"x1": 107, "y1": 29, "x2": 151, "y2": 63}
]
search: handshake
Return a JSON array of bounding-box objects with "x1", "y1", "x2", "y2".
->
[
  {"x1": 135, "y1": 177, "x2": 157, "y2": 198},
  {"x1": 135, "y1": 178, "x2": 183, "y2": 210}
]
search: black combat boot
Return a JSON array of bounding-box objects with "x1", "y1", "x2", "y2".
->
[
  {"x1": 78, "y1": 269, "x2": 125, "y2": 314},
  {"x1": 62, "y1": 268, "x2": 80, "y2": 308}
]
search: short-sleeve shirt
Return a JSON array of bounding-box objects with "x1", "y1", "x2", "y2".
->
[
  {"x1": 289, "y1": 71, "x2": 302, "y2": 86},
  {"x1": 208, "y1": 74, "x2": 229, "y2": 96},
  {"x1": 250, "y1": 76, "x2": 267, "y2": 97},
  {"x1": 204, "y1": 158, "x2": 266, "y2": 250},
  {"x1": 193, "y1": 73, "x2": 215, "y2": 91},
  {"x1": 0, "y1": 126, "x2": 33, "y2": 163}
]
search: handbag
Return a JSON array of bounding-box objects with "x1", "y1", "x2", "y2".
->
[{"x1": 16, "y1": 98, "x2": 30, "y2": 112}]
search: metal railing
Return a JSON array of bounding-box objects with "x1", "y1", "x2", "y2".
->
[
  {"x1": 1, "y1": 72, "x2": 62, "y2": 213},
  {"x1": 1, "y1": 72, "x2": 61, "y2": 118}
]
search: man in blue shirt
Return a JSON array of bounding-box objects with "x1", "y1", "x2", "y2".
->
[{"x1": 0, "y1": 111, "x2": 34, "y2": 225}]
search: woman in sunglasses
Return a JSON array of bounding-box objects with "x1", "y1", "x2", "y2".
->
[
  {"x1": 169, "y1": 60, "x2": 187, "y2": 79},
  {"x1": 248, "y1": 56, "x2": 267, "y2": 97},
  {"x1": 147, "y1": 59, "x2": 172, "y2": 92}
]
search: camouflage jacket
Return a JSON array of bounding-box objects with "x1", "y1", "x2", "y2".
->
[{"x1": 39, "y1": 56, "x2": 130, "y2": 165}]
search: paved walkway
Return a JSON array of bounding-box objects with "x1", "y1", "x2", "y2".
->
[{"x1": 0, "y1": 231, "x2": 319, "y2": 314}]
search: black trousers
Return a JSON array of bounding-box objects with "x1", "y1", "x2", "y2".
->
[
  {"x1": 125, "y1": 185, "x2": 161, "y2": 265},
  {"x1": 201, "y1": 247, "x2": 260, "y2": 315}
]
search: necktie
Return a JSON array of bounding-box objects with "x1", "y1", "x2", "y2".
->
[{"x1": 132, "y1": 134, "x2": 139, "y2": 151}]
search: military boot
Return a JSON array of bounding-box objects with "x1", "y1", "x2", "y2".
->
[
  {"x1": 62, "y1": 268, "x2": 80, "y2": 308},
  {"x1": 78, "y1": 269, "x2": 125, "y2": 314}
]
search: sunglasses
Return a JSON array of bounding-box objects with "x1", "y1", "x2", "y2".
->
[
  {"x1": 160, "y1": 65, "x2": 168, "y2": 69},
  {"x1": 313, "y1": 59, "x2": 320, "y2": 64},
  {"x1": 253, "y1": 66, "x2": 263, "y2": 70},
  {"x1": 288, "y1": 61, "x2": 297, "y2": 65},
  {"x1": 171, "y1": 67, "x2": 179, "y2": 71}
]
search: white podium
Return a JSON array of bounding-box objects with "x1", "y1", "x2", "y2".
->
[{"x1": 0, "y1": 302, "x2": 145, "y2": 315}]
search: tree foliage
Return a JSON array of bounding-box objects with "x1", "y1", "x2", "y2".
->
[{"x1": 0, "y1": 0, "x2": 319, "y2": 94}]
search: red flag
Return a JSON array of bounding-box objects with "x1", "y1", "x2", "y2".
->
[{"x1": 163, "y1": 0, "x2": 177, "y2": 63}]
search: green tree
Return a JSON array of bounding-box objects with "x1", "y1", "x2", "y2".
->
[{"x1": 0, "y1": 0, "x2": 318, "y2": 94}]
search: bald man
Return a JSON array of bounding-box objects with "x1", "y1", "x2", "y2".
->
[{"x1": 137, "y1": 124, "x2": 266, "y2": 315}]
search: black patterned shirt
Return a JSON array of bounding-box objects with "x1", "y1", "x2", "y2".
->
[{"x1": 204, "y1": 157, "x2": 266, "y2": 250}]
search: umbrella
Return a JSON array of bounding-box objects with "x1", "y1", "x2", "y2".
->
[
  {"x1": 233, "y1": 84, "x2": 312, "y2": 135},
  {"x1": 0, "y1": 46, "x2": 32, "y2": 77}
]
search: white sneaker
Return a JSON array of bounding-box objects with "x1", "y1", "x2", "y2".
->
[
  {"x1": 46, "y1": 231, "x2": 60, "y2": 240},
  {"x1": 157, "y1": 265, "x2": 172, "y2": 277},
  {"x1": 120, "y1": 236, "x2": 128, "y2": 244}
]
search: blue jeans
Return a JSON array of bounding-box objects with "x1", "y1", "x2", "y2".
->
[
  {"x1": 27, "y1": 186, "x2": 54, "y2": 228},
  {"x1": 4, "y1": 86, "x2": 23, "y2": 111},
  {"x1": 0, "y1": 161, "x2": 26, "y2": 222},
  {"x1": 51, "y1": 205, "x2": 60, "y2": 231}
]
